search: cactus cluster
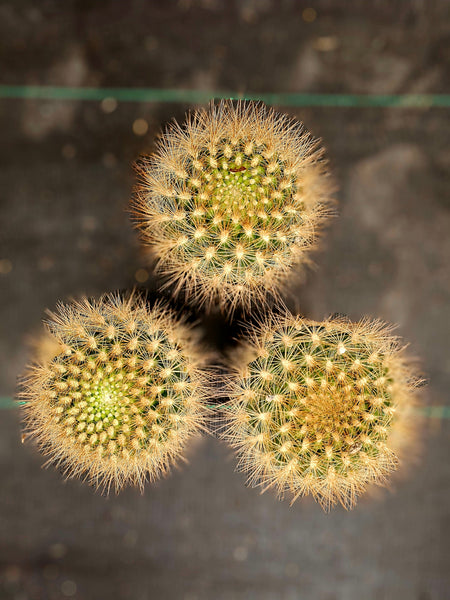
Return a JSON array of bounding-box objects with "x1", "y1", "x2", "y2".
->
[
  {"x1": 17, "y1": 100, "x2": 422, "y2": 508},
  {"x1": 223, "y1": 313, "x2": 418, "y2": 509},
  {"x1": 20, "y1": 294, "x2": 207, "y2": 490},
  {"x1": 133, "y1": 101, "x2": 333, "y2": 312}
]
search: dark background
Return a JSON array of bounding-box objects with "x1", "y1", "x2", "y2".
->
[{"x1": 1, "y1": 1, "x2": 449, "y2": 599}]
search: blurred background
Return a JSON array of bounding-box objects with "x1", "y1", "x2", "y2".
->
[{"x1": 1, "y1": 1, "x2": 449, "y2": 599}]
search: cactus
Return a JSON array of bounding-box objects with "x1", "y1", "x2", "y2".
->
[
  {"x1": 19, "y1": 293, "x2": 208, "y2": 491},
  {"x1": 222, "y1": 312, "x2": 420, "y2": 510},
  {"x1": 132, "y1": 100, "x2": 333, "y2": 313}
]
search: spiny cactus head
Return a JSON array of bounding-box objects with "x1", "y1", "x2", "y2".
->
[
  {"x1": 223, "y1": 313, "x2": 420, "y2": 510},
  {"x1": 19, "y1": 293, "x2": 208, "y2": 491},
  {"x1": 133, "y1": 100, "x2": 333, "y2": 314}
]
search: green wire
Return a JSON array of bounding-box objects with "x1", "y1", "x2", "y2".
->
[{"x1": 0, "y1": 85, "x2": 448, "y2": 107}]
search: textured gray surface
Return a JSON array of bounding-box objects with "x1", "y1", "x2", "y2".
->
[{"x1": 1, "y1": 2, "x2": 449, "y2": 599}]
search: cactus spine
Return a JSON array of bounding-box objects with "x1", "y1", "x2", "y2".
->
[
  {"x1": 223, "y1": 313, "x2": 419, "y2": 509},
  {"x1": 133, "y1": 100, "x2": 333, "y2": 313},
  {"x1": 19, "y1": 293, "x2": 208, "y2": 490}
]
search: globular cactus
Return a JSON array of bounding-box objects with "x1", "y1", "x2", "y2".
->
[
  {"x1": 19, "y1": 293, "x2": 208, "y2": 491},
  {"x1": 222, "y1": 313, "x2": 420, "y2": 510},
  {"x1": 132, "y1": 100, "x2": 333, "y2": 313}
]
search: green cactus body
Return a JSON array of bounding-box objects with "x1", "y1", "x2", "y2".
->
[
  {"x1": 19, "y1": 294, "x2": 207, "y2": 490},
  {"x1": 133, "y1": 101, "x2": 333, "y2": 312},
  {"x1": 224, "y1": 314, "x2": 418, "y2": 509}
]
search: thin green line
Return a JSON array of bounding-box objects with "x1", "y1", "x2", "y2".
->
[
  {"x1": 1, "y1": 397, "x2": 21, "y2": 408},
  {"x1": 0, "y1": 85, "x2": 448, "y2": 107},
  {"x1": 2, "y1": 396, "x2": 449, "y2": 418},
  {"x1": 417, "y1": 405, "x2": 450, "y2": 419}
]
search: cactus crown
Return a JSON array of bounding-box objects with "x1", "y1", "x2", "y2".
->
[
  {"x1": 20, "y1": 294, "x2": 207, "y2": 491},
  {"x1": 133, "y1": 100, "x2": 332, "y2": 313},
  {"x1": 223, "y1": 313, "x2": 418, "y2": 509}
]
